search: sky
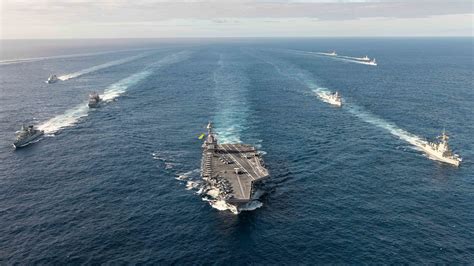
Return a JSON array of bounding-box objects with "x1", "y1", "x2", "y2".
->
[{"x1": 0, "y1": 0, "x2": 473, "y2": 39}]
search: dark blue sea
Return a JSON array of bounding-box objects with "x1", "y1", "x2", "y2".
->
[{"x1": 1, "y1": 38, "x2": 473, "y2": 264}]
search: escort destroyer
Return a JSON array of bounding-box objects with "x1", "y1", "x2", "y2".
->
[
  {"x1": 419, "y1": 130, "x2": 462, "y2": 166},
  {"x1": 88, "y1": 92, "x2": 101, "y2": 108},
  {"x1": 46, "y1": 74, "x2": 59, "y2": 84},
  {"x1": 13, "y1": 125, "x2": 44, "y2": 148},
  {"x1": 318, "y1": 91, "x2": 342, "y2": 107}
]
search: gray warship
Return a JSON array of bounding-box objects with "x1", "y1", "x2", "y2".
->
[
  {"x1": 88, "y1": 92, "x2": 101, "y2": 108},
  {"x1": 419, "y1": 130, "x2": 462, "y2": 166},
  {"x1": 13, "y1": 125, "x2": 44, "y2": 148},
  {"x1": 201, "y1": 122, "x2": 269, "y2": 212},
  {"x1": 46, "y1": 74, "x2": 58, "y2": 84}
]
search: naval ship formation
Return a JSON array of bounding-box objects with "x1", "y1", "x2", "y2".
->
[{"x1": 200, "y1": 122, "x2": 269, "y2": 212}]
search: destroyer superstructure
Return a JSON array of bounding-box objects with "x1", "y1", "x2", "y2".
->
[
  {"x1": 318, "y1": 91, "x2": 342, "y2": 107},
  {"x1": 46, "y1": 74, "x2": 58, "y2": 84},
  {"x1": 366, "y1": 58, "x2": 377, "y2": 66},
  {"x1": 419, "y1": 130, "x2": 462, "y2": 166},
  {"x1": 88, "y1": 92, "x2": 101, "y2": 108},
  {"x1": 201, "y1": 122, "x2": 269, "y2": 212},
  {"x1": 13, "y1": 125, "x2": 44, "y2": 148}
]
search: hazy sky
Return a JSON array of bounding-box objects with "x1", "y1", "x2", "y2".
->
[{"x1": 1, "y1": 0, "x2": 473, "y2": 39}]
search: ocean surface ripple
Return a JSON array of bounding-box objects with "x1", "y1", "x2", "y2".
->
[{"x1": 0, "y1": 39, "x2": 473, "y2": 264}]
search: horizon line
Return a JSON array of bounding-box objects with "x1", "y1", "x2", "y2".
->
[{"x1": 1, "y1": 36, "x2": 473, "y2": 41}]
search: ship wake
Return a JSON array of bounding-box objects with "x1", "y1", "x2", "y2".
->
[
  {"x1": 203, "y1": 193, "x2": 263, "y2": 215},
  {"x1": 333, "y1": 57, "x2": 377, "y2": 66},
  {"x1": 315, "y1": 52, "x2": 377, "y2": 66},
  {"x1": 251, "y1": 50, "x2": 428, "y2": 155},
  {"x1": 0, "y1": 47, "x2": 152, "y2": 66},
  {"x1": 313, "y1": 88, "x2": 341, "y2": 105},
  {"x1": 269, "y1": 49, "x2": 376, "y2": 66},
  {"x1": 311, "y1": 84, "x2": 427, "y2": 151},
  {"x1": 38, "y1": 51, "x2": 191, "y2": 134},
  {"x1": 211, "y1": 53, "x2": 250, "y2": 144},
  {"x1": 58, "y1": 53, "x2": 150, "y2": 81}
]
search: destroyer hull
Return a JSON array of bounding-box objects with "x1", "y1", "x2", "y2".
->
[
  {"x1": 419, "y1": 145, "x2": 461, "y2": 166},
  {"x1": 318, "y1": 94, "x2": 342, "y2": 107},
  {"x1": 327, "y1": 100, "x2": 342, "y2": 107},
  {"x1": 13, "y1": 132, "x2": 44, "y2": 148}
]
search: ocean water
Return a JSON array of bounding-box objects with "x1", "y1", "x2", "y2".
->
[{"x1": 0, "y1": 38, "x2": 473, "y2": 264}]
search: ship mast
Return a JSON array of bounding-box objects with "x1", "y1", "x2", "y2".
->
[
  {"x1": 207, "y1": 121, "x2": 213, "y2": 135},
  {"x1": 204, "y1": 121, "x2": 217, "y2": 150},
  {"x1": 437, "y1": 129, "x2": 451, "y2": 154}
]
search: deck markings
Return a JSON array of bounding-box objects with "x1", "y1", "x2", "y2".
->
[
  {"x1": 230, "y1": 144, "x2": 266, "y2": 177},
  {"x1": 234, "y1": 174, "x2": 246, "y2": 197},
  {"x1": 220, "y1": 144, "x2": 256, "y2": 181}
]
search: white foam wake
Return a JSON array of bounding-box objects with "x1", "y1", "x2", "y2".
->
[
  {"x1": 337, "y1": 55, "x2": 370, "y2": 61},
  {"x1": 239, "y1": 200, "x2": 263, "y2": 212},
  {"x1": 207, "y1": 200, "x2": 239, "y2": 214},
  {"x1": 315, "y1": 53, "x2": 365, "y2": 61},
  {"x1": 314, "y1": 52, "x2": 378, "y2": 66},
  {"x1": 174, "y1": 169, "x2": 204, "y2": 196},
  {"x1": 37, "y1": 104, "x2": 90, "y2": 135},
  {"x1": 205, "y1": 199, "x2": 263, "y2": 214},
  {"x1": 346, "y1": 104, "x2": 427, "y2": 148},
  {"x1": 174, "y1": 169, "x2": 227, "y2": 210},
  {"x1": 313, "y1": 52, "x2": 376, "y2": 66},
  {"x1": 176, "y1": 166, "x2": 265, "y2": 215},
  {"x1": 37, "y1": 71, "x2": 151, "y2": 134},
  {"x1": 0, "y1": 47, "x2": 153, "y2": 66},
  {"x1": 212, "y1": 53, "x2": 250, "y2": 144},
  {"x1": 333, "y1": 57, "x2": 376, "y2": 66},
  {"x1": 270, "y1": 49, "x2": 376, "y2": 66},
  {"x1": 38, "y1": 51, "x2": 191, "y2": 134},
  {"x1": 58, "y1": 53, "x2": 149, "y2": 81},
  {"x1": 205, "y1": 187, "x2": 265, "y2": 214},
  {"x1": 311, "y1": 87, "x2": 427, "y2": 149}
]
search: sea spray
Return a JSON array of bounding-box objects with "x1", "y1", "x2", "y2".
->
[
  {"x1": 345, "y1": 104, "x2": 427, "y2": 148},
  {"x1": 100, "y1": 70, "x2": 152, "y2": 102},
  {"x1": 329, "y1": 56, "x2": 377, "y2": 66},
  {"x1": 172, "y1": 53, "x2": 266, "y2": 215}
]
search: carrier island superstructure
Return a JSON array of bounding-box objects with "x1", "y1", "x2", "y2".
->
[{"x1": 201, "y1": 122, "x2": 269, "y2": 211}]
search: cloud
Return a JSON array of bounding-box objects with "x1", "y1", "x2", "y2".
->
[
  {"x1": 1, "y1": 0, "x2": 472, "y2": 38},
  {"x1": 4, "y1": 0, "x2": 473, "y2": 20}
]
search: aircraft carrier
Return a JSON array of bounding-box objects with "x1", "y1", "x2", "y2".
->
[{"x1": 201, "y1": 122, "x2": 269, "y2": 211}]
